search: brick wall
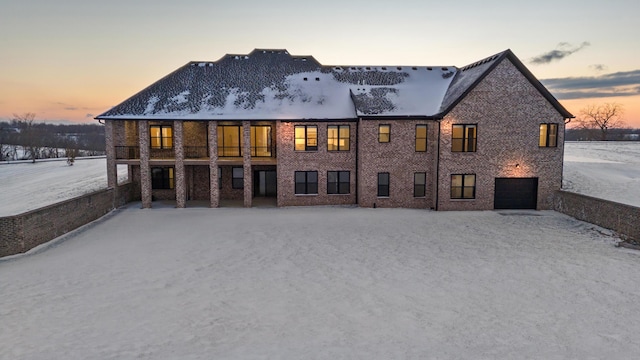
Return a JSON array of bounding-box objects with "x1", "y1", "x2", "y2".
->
[
  {"x1": 277, "y1": 121, "x2": 357, "y2": 206},
  {"x1": 0, "y1": 183, "x2": 133, "y2": 258},
  {"x1": 357, "y1": 119, "x2": 438, "y2": 208},
  {"x1": 438, "y1": 59, "x2": 565, "y2": 211},
  {"x1": 554, "y1": 191, "x2": 640, "y2": 241}
]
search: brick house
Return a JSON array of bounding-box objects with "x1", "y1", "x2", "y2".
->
[{"x1": 96, "y1": 49, "x2": 573, "y2": 210}]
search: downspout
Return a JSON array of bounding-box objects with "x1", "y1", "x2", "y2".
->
[
  {"x1": 435, "y1": 120, "x2": 441, "y2": 211},
  {"x1": 355, "y1": 117, "x2": 359, "y2": 206}
]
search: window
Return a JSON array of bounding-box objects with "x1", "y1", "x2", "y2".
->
[
  {"x1": 378, "y1": 125, "x2": 390, "y2": 143},
  {"x1": 416, "y1": 125, "x2": 427, "y2": 152},
  {"x1": 328, "y1": 125, "x2": 350, "y2": 151},
  {"x1": 251, "y1": 125, "x2": 272, "y2": 156},
  {"x1": 295, "y1": 171, "x2": 318, "y2": 195},
  {"x1": 218, "y1": 125, "x2": 242, "y2": 157},
  {"x1": 295, "y1": 125, "x2": 317, "y2": 151},
  {"x1": 414, "y1": 172, "x2": 426, "y2": 197},
  {"x1": 327, "y1": 171, "x2": 350, "y2": 194},
  {"x1": 452, "y1": 124, "x2": 477, "y2": 152},
  {"x1": 232, "y1": 167, "x2": 244, "y2": 189},
  {"x1": 451, "y1": 174, "x2": 476, "y2": 199},
  {"x1": 150, "y1": 125, "x2": 173, "y2": 149},
  {"x1": 151, "y1": 167, "x2": 174, "y2": 189},
  {"x1": 539, "y1": 123, "x2": 558, "y2": 147},
  {"x1": 378, "y1": 172, "x2": 390, "y2": 197}
]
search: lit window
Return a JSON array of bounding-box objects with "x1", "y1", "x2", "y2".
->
[
  {"x1": 378, "y1": 172, "x2": 390, "y2": 197},
  {"x1": 151, "y1": 167, "x2": 174, "y2": 189},
  {"x1": 232, "y1": 167, "x2": 244, "y2": 189},
  {"x1": 295, "y1": 171, "x2": 318, "y2": 194},
  {"x1": 379, "y1": 125, "x2": 390, "y2": 143},
  {"x1": 416, "y1": 125, "x2": 427, "y2": 152},
  {"x1": 414, "y1": 172, "x2": 426, "y2": 197},
  {"x1": 295, "y1": 125, "x2": 318, "y2": 151},
  {"x1": 251, "y1": 125, "x2": 272, "y2": 156},
  {"x1": 539, "y1": 123, "x2": 558, "y2": 147},
  {"x1": 327, "y1": 171, "x2": 350, "y2": 194},
  {"x1": 218, "y1": 125, "x2": 242, "y2": 157},
  {"x1": 452, "y1": 124, "x2": 477, "y2": 152},
  {"x1": 150, "y1": 125, "x2": 173, "y2": 149},
  {"x1": 451, "y1": 174, "x2": 476, "y2": 199},
  {"x1": 328, "y1": 125, "x2": 350, "y2": 151}
]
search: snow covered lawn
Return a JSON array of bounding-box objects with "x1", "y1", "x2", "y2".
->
[
  {"x1": 564, "y1": 141, "x2": 640, "y2": 207},
  {"x1": 0, "y1": 158, "x2": 127, "y2": 216},
  {"x1": 2, "y1": 207, "x2": 639, "y2": 359}
]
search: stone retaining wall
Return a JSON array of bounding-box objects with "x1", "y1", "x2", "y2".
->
[
  {"x1": 0, "y1": 183, "x2": 133, "y2": 258},
  {"x1": 554, "y1": 190, "x2": 640, "y2": 241}
]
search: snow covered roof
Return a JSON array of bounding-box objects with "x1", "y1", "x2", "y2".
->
[{"x1": 96, "y1": 49, "x2": 572, "y2": 121}]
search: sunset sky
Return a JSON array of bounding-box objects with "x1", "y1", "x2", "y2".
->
[{"x1": 1, "y1": 0, "x2": 639, "y2": 127}]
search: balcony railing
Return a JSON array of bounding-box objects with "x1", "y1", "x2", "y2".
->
[
  {"x1": 184, "y1": 146, "x2": 209, "y2": 159},
  {"x1": 115, "y1": 146, "x2": 140, "y2": 159},
  {"x1": 251, "y1": 145, "x2": 274, "y2": 157},
  {"x1": 150, "y1": 148, "x2": 175, "y2": 158}
]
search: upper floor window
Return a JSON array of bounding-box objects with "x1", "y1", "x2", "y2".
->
[
  {"x1": 416, "y1": 125, "x2": 427, "y2": 152},
  {"x1": 378, "y1": 172, "x2": 390, "y2": 197},
  {"x1": 218, "y1": 125, "x2": 242, "y2": 157},
  {"x1": 151, "y1": 167, "x2": 174, "y2": 189},
  {"x1": 379, "y1": 125, "x2": 390, "y2": 143},
  {"x1": 328, "y1": 125, "x2": 350, "y2": 151},
  {"x1": 150, "y1": 125, "x2": 172, "y2": 149},
  {"x1": 327, "y1": 171, "x2": 350, "y2": 194},
  {"x1": 295, "y1": 125, "x2": 317, "y2": 151},
  {"x1": 295, "y1": 171, "x2": 318, "y2": 195},
  {"x1": 251, "y1": 125, "x2": 272, "y2": 156},
  {"x1": 452, "y1": 124, "x2": 477, "y2": 152},
  {"x1": 539, "y1": 123, "x2": 558, "y2": 147},
  {"x1": 451, "y1": 174, "x2": 476, "y2": 199}
]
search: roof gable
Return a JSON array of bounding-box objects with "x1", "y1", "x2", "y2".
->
[{"x1": 439, "y1": 50, "x2": 573, "y2": 118}]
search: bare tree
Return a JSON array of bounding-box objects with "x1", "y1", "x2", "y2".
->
[
  {"x1": 12, "y1": 113, "x2": 44, "y2": 162},
  {"x1": 576, "y1": 103, "x2": 625, "y2": 141}
]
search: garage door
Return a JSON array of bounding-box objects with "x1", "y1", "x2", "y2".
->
[{"x1": 494, "y1": 178, "x2": 538, "y2": 209}]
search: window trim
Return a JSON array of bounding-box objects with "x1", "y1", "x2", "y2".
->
[
  {"x1": 378, "y1": 124, "x2": 391, "y2": 143},
  {"x1": 295, "y1": 171, "x2": 318, "y2": 195},
  {"x1": 327, "y1": 125, "x2": 350, "y2": 151},
  {"x1": 539, "y1": 123, "x2": 558, "y2": 148},
  {"x1": 295, "y1": 125, "x2": 318, "y2": 151},
  {"x1": 232, "y1": 166, "x2": 244, "y2": 189},
  {"x1": 414, "y1": 172, "x2": 426, "y2": 198},
  {"x1": 450, "y1": 174, "x2": 476, "y2": 200},
  {"x1": 415, "y1": 124, "x2": 427, "y2": 152},
  {"x1": 451, "y1": 124, "x2": 477, "y2": 152},
  {"x1": 377, "y1": 172, "x2": 390, "y2": 197},
  {"x1": 150, "y1": 125, "x2": 173, "y2": 150},
  {"x1": 327, "y1": 171, "x2": 350, "y2": 195},
  {"x1": 151, "y1": 167, "x2": 174, "y2": 190}
]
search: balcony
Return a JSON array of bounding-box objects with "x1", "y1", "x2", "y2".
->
[
  {"x1": 150, "y1": 148, "x2": 175, "y2": 158},
  {"x1": 115, "y1": 146, "x2": 140, "y2": 159}
]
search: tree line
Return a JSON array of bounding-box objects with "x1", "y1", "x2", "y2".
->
[{"x1": 0, "y1": 113, "x2": 105, "y2": 162}]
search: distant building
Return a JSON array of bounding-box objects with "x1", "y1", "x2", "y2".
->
[{"x1": 97, "y1": 49, "x2": 573, "y2": 210}]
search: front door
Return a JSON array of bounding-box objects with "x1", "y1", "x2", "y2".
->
[{"x1": 254, "y1": 170, "x2": 277, "y2": 197}]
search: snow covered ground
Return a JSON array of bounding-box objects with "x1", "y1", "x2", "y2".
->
[
  {"x1": 563, "y1": 141, "x2": 640, "y2": 207},
  {"x1": 1, "y1": 207, "x2": 639, "y2": 359},
  {"x1": 0, "y1": 158, "x2": 127, "y2": 216}
]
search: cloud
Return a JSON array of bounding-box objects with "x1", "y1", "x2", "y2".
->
[
  {"x1": 589, "y1": 64, "x2": 607, "y2": 72},
  {"x1": 530, "y1": 42, "x2": 590, "y2": 65},
  {"x1": 85, "y1": 113, "x2": 94, "y2": 118},
  {"x1": 541, "y1": 69, "x2": 640, "y2": 99},
  {"x1": 65, "y1": 107, "x2": 78, "y2": 111}
]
